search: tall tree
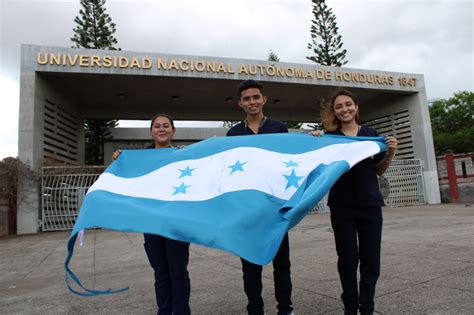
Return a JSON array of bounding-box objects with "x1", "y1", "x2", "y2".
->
[
  {"x1": 306, "y1": 0, "x2": 347, "y2": 66},
  {"x1": 268, "y1": 50, "x2": 280, "y2": 62},
  {"x1": 84, "y1": 119, "x2": 118, "y2": 165},
  {"x1": 71, "y1": 0, "x2": 118, "y2": 50},
  {"x1": 429, "y1": 91, "x2": 474, "y2": 155},
  {"x1": 71, "y1": 0, "x2": 119, "y2": 165}
]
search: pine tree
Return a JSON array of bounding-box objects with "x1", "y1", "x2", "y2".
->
[
  {"x1": 84, "y1": 120, "x2": 117, "y2": 165},
  {"x1": 307, "y1": 0, "x2": 348, "y2": 66},
  {"x1": 71, "y1": 0, "x2": 119, "y2": 165},
  {"x1": 71, "y1": 0, "x2": 118, "y2": 50},
  {"x1": 268, "y1": 50, "x2": 280, "y2": 62}
]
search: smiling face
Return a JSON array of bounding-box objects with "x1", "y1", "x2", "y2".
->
[
  {"x1": 150, "y1": 115, "x2": 175, "y2": 148},
  {"x1": 333, "y1": 94, "x2": 359, "y2": 124},
  {"x1": 238, "y1": 87, "x2": 267, "y2": 118}
]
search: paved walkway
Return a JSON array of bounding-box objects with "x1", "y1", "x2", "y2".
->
[{"x1": 1, "y1": 204, "x2": 473, "y2": 314}]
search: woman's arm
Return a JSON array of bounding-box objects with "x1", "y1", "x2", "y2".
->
[
  {"x1": 111, "y1": 149, "x2": 121, "y2": 161},
  {"x1": 376, "y1": 136, "x2": 398, "y2": 175}
]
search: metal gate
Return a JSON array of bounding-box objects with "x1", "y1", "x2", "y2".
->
[
  {"x1": 383, "y1": 159, "x2": 425, "y2": 207},
  {"x1": 310, "y1": 159, "x2": 426, "y2": 212},
  {"x1": 41, "y1": 166, "x2": 105, "y2": 231},
  {"x1": 41, "y1": 160, "x2": 426, "y2": 230}
]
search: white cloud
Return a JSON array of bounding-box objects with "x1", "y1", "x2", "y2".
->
[{"x1": 0, "y1": 0, "x2": 473, "y2": 159}]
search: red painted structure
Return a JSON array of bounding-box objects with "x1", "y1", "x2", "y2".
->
[
  {"x1": 445, "y1": 153, "x2": 459, "y2": 202},
  {"x1": 436, "y1": 152, "x2": 474, "y2": 202}
]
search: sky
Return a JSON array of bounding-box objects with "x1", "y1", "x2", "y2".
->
[{"x1": 0, "y1": 0, "x2": 473, "y2": 159}]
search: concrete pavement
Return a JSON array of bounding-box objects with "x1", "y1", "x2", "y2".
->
[{"x1": 1, "y1": 204, "x2": 473, "y2": 314}]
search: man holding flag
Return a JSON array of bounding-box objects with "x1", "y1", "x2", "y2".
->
[{"x1": 227, "y1": 80, "x2": 293, "y2": 315}]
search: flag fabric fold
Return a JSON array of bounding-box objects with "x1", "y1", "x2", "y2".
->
[{"x1": 65, "y1": 133, "x2": 386, "y2": 296}]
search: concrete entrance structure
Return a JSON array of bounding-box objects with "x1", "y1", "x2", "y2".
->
[{"x1": 18, "y1": 44, "x2": 440, "y2": 234}]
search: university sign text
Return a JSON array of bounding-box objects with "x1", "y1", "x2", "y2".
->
[{"x1": 36, "y1": 52, "x2": 417, "y2": 87}]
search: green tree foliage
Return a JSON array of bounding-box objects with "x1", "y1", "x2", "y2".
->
[
  {"x1": 84, "y1": 119, "x2": 118, "y2": 165},
  {"x1": 82, "y1": 118, "x2": 118, "y2": 165},
  {"x1": 429, "y1": 91, "x2": 474, "y2": 155},
  {"x1": 307, "y1": 0, "x2": 347, "y2": 66},
  {"x1": 71, "y1": 0, "x2": 118, "y2": 50},
  {"x1": 0, "y1": 157, "x2": 37, "y2": 234},
  {"x1": 268, "y1": 50, "x2": 280, "y2": 62},
  {"x1": 71, "y1": 0, "x2": 119, "y2": 164}
]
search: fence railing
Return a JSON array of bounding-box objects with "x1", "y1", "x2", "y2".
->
[
  {"x1": 383, "y1": 159, "x2": 425, "y2": 207},
  {"x1": 41, "y1": 166, "x2": 105, "y2": 231},
  {"x1": 310, "y1": 159, "x2": 425, "y2": 213}
]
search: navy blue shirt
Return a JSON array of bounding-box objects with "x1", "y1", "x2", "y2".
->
[
  {"x1": 327, "y1": 126, "x2": 386, "y2": 207},
  {"x1": 226, "y1": 117, "x2": 288, "y2": 136}
]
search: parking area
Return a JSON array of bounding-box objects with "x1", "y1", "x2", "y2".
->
[{"x1": 1, "y1": 203, "x2": 473, "y2": 314}]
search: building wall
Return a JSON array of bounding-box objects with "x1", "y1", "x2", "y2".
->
[
  {"x1": 360, "y1": 92, "x2": 440, "y2": 204},
  {"x1": 17, "y1": 47, "x2": 44, "y2": 234},
  {"x1": 17, "y1": 44, "x2": 442, "y2": 234},
  {"x1": 18, "y1": 46, "x2": 84, "y2": 234},
  {"x1": 437, "y1": 153, "x2": 474, "y2": 182},
  {"x1": 436, "y1": 153, "x2": 474, "y2": 202},
  {"x1": 104, "y1": 127, "x2": 229, "y2": 165}
]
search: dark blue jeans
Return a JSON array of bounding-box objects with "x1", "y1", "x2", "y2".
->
[
  {"x1": 240, "y1": 233, "x2": 293, "y2": 315},
  {"x1": 330, "y1": 206, "x2": 383, "y2": 314},
  {"x1": 144, "y1": 233, "x2": 191, "y2": 315}
]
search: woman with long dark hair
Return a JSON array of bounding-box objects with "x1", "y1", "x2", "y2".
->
[{"x1": 321, "y1": 90, "x2": 397, "y2": 315}]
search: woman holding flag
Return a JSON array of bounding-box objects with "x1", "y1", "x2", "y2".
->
[
  {"x1": 112, "y1": 114, "x2": 191, "y2": 315},
  {"x1": 318, "y1": 90, "x2": 397, "y2": 315}
]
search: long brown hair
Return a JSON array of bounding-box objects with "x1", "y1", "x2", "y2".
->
[{"x1": 321, "y1": 89, "x2": 359, "y2": 131}]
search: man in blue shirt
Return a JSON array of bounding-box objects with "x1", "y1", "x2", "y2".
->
[{"x1": 227, "y1": 80, "x2": 293, "y2": 315}]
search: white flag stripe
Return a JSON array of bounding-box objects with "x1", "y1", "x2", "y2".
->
[{"x1": 88, "y1": 141, "x2": 380, "y2": 201}]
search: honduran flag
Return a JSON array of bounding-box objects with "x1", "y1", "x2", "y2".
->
[{"x1": 65, "y1": 133, "x2": 386, "y2": 296}]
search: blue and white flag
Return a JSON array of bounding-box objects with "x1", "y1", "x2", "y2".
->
[{"x1": 65, "y1": 133, "x2": 386, "y2": 296}]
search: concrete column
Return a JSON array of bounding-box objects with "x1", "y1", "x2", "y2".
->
[
  {"x1": 17, "y1": 46, "x2": 43, "y2": 234},
  {"x1": 408, "y1": 91, "x2": 441, "y2": 204}
]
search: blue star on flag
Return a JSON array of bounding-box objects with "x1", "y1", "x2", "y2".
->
[
  {"x1": 283, "y1": 169, "x2": 303, "y2": 189},
  {"x1": 172, "y1": 183, "x2": 191, "y2": 195},
  {"x1": 178, "y1": 166, "x2": 196, "y2": 178},
  {"x1": 283, "y1": 160, "x2": 299, "y2": 168},
  {"x1": 228, "y1": 160, "x2": 247, "y2": 175}
]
